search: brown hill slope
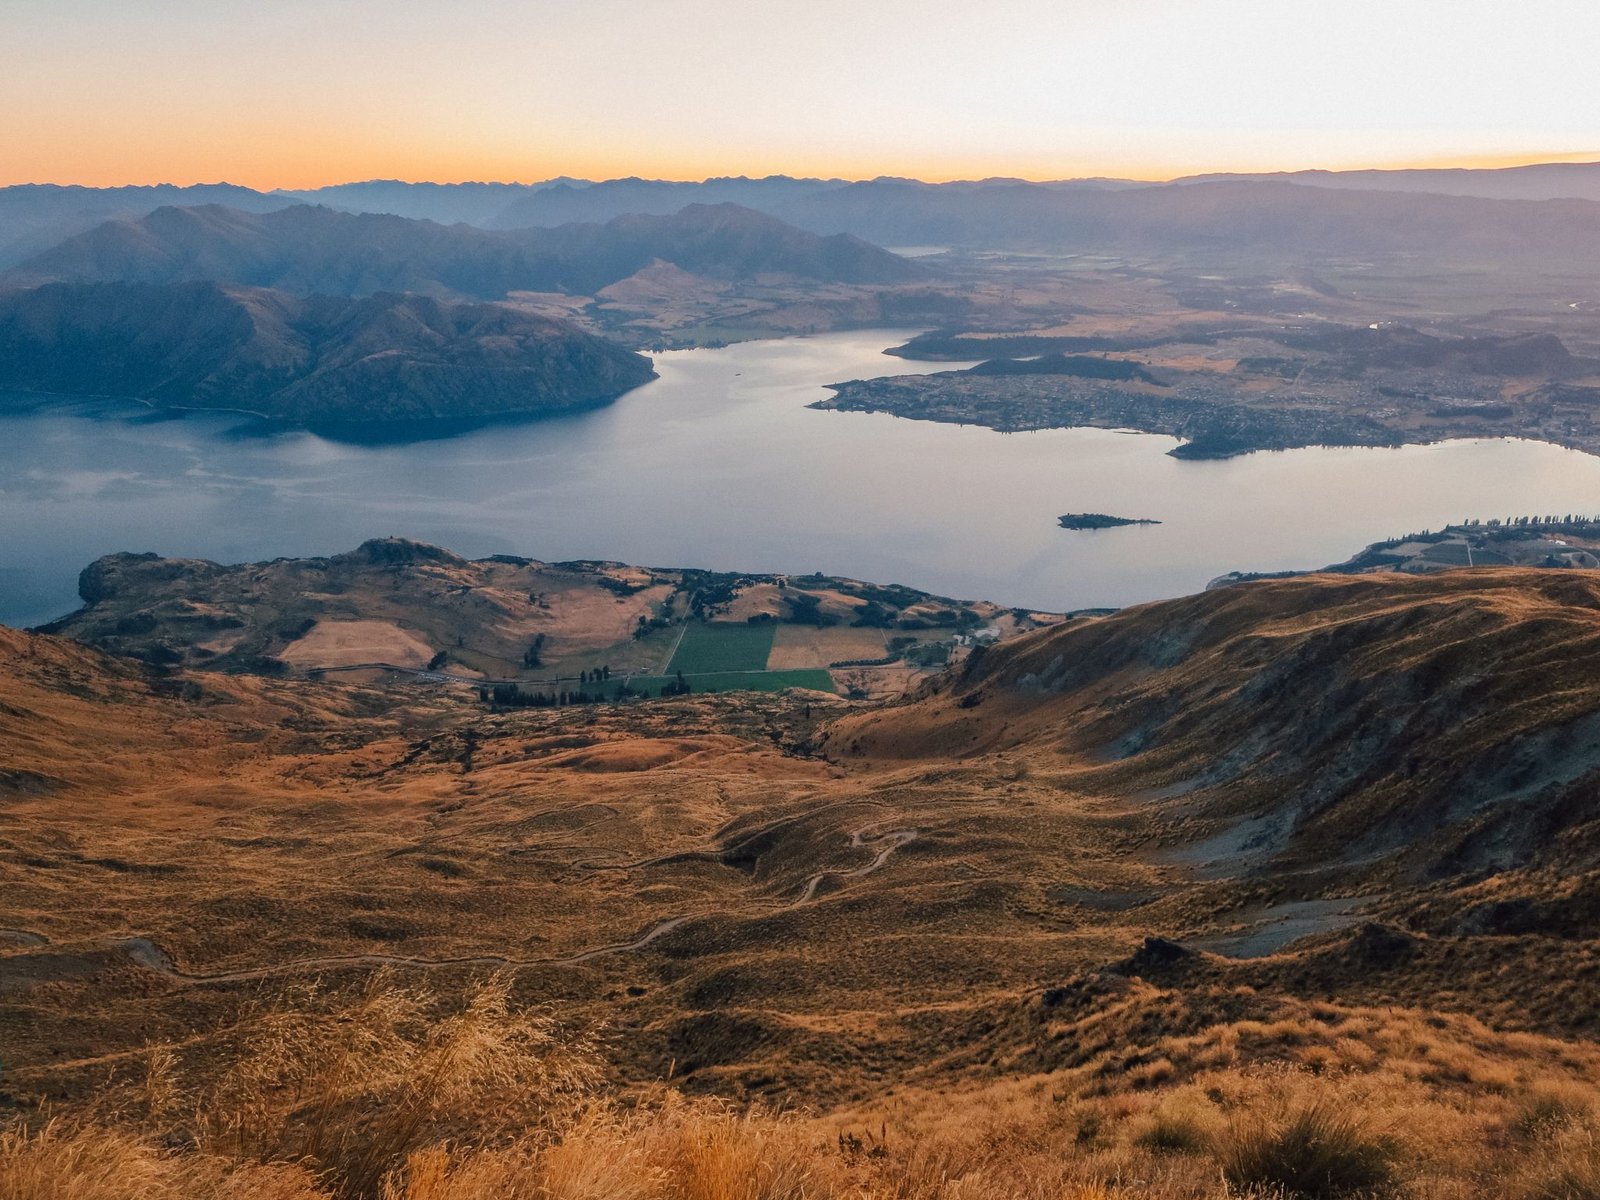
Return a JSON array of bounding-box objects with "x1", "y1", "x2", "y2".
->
[{"x1": 6, "y1": 569, "x2": 1600, "y2": 1131}]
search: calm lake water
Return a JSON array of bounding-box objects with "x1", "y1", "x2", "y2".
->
[{"x1": 3, "y1": 328, "x2": 1600, "y2": 628}]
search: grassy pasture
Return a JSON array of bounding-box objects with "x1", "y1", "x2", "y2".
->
[{"x1": 665, "y1": 620, "x2": 777, "y2": 674}]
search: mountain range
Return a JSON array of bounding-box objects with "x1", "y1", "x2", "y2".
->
[
  {"x1": 5, "y1": 201, "x2": 922, "y2": 298},
  {"x1": 10, "y1": 163, "x2": 1600, "y2": 266}
]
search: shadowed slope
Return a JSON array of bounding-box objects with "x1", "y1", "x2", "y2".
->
[{"x1": 826, "y1": 570, "x2": 1600, "y2": 881}]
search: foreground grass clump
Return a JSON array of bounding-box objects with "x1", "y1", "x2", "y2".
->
[
  {"x1": 1217, "y1": 1098, "x2": 1399, "y2": 1197},
  {"x1": 10, "y1": 976, "x2": 1600, "y2": 1200}
]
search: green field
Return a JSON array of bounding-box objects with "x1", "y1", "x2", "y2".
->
[
  {"x1": 665, "y1": 621, "x2": 777, "y2": 674},
  {"x1": 618, "y1": 668, "x2": 834, "y2": 696}
]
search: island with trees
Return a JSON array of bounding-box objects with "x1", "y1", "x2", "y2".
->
[{"x1": 1058, "y1": 513, "x2": 1162, "y2": 530}]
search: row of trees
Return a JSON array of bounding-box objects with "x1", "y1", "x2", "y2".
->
[
  {"x1": 1462, "y1": 514, "x2": 1600, "y2": 528},
  {"x1": 479, "y1": 670, "x2": 691, "y2": 709},
  {"x1": 482, "y1": 684, "x2": 609, "y2": 708}
]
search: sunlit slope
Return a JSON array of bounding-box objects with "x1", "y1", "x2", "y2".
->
[{"x1": 7, "y1": 568, "x2": 1600, "y2": 1112}]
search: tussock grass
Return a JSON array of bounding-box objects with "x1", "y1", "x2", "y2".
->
[
  {"x1": 1217, "y1": 1096, "x2": 1400, "y2": 1197},
  {"x1": 1129, "y1": 1090, "x2": 1221, "y2": 1156},
  {"x1": 12, "y1": 977, "x2": 1600, "y2": 1200}
]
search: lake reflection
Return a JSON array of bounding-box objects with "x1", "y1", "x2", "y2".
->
[{"x1": 3, "y1": 329, "x2": 1600, "y2": 627}]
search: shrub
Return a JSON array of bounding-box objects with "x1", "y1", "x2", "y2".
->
[
  {"x1": 0, "y1": 1123, "x2": 325, "y2": 1200},
  {"x1": 122, "y1": 971, "x2": 599, "y2": 1200}
]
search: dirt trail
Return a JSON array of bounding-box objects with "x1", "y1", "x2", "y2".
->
[
  {"x1": 791, "y1": 828, "x2": 917, "y2": 905},
  {"x1": 38, "y1": 824, "x2": 918, "y2": 987}
]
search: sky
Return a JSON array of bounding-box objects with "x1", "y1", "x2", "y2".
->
[{"x1": 5, "y1": 0, "x2": 1599, "y2": 188}]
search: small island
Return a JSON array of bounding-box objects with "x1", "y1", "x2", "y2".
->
[{"x1": 1057, "y1": 513, "x2": 1162, "y2": 530}]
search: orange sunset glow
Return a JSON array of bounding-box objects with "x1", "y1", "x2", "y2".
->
[{"x1": 8, "y1": 0, "x2": 1599, "y2": 187}]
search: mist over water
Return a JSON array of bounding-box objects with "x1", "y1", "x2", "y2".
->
[{"x1": 3, "y1": 328, "x2": 1599, "y2": 628}]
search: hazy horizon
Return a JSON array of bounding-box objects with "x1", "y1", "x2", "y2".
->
[
  {"x1": 8, "y1": 0, "x2": 1600, "y2": 190},
  {"x1": 9, "y1": 152, "x2": 1600, "y2": 193}
]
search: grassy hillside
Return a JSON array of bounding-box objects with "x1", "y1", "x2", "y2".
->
[{"x1": 5, "y1": 569, "x2": 1600, "y2": 1197}]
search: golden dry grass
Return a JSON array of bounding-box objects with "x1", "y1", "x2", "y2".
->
[
  {"x1": 7, "y1": 569, "x2": 1600, "y2": 1200},
  {"x1": 10, "y1": 972, "x2": 1600, "y2": 1200}
]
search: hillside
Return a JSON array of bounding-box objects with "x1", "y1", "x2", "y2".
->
[
  {"x1": 8, "y1": 201, "x2": 919, "y2": 299},
  {"x1": 0, "y1": 281, "x2": 656, "y2": 424},
  {"x1": 5, "y1": 568, "x2": 1600, "y2": 1104},
  {"x1": 829, "y1": 570, "x2": 1600, "y2": 886},
  {"x1": 8, "y1": 568, "x2": 1600, "y2": 1195}
]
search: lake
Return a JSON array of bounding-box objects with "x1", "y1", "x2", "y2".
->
[{"x1": 3, "y1": 328, "x2": 1599, "y2": 628}]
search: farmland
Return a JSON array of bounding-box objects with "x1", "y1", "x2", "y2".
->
[
  {"x1": 663, "y1": 619, "x2": 778, "y2": 674},
  {"x1": 43, "y1": 539, "x2": 1063, "y2": 701}
]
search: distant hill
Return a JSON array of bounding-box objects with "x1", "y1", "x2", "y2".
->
[
  {"x1": 0, "y1": 182, "x2": 284, "y2": 269},
  {"x1": 492, "y1": 175, "x2": 1600, "y2": 262},
  {"x1": 0, "y1": 280, "x2": 656, "y2": 423},
  {"x1": 38, "y1": 537, "x2": 1027, "y2": 680},
  {"x1": 967, "y1": 353, "x2": 1164, "y2": 384},
  {"x1": 9, "y1": 202, "x2": 920, "y2": 299},
  {"x1": 278, "y1": 179, "x2": 581, "y2": 225},
  {"x1": 11, "y1": 166, "x2": 1600, "y2": 264},
  {"x1": 488, "y1": 175, "x2": 852, "y2": 228},
  {"x1": 1179, "y1": 160, "x2": 1600, "y2": 202},
  {"x1": 514, "y1": 203, "x2": 924, "y2": 292},
  {"x1": 9, "y1": 204, "x2": 543, "y2": 298},
  {"x1": 13, "y1": 172, "x2": 1600, "y2": 267},
  {"x1": 785, "y1": 179, "x2": 1600, "y2": 260},
  {"x1": 1278, "y1": 325, "x2": 1589, "y2": 376}
]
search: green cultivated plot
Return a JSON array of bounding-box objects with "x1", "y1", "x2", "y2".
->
[{"x1": 665, "y1": 621, "x2": 777, "y2": 674}]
